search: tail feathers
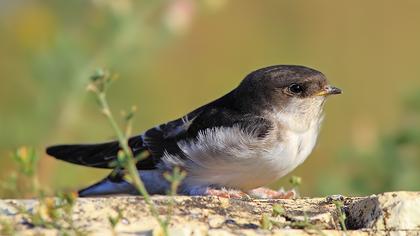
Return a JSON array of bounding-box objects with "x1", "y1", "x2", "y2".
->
[
  {"x1": 46, "y1": 135, "x2": 144, "y2": 169},
  {"x1": 78, "y1": 172, "x2": 137, "y2": 197}
]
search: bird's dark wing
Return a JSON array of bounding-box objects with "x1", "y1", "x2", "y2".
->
[{"x1": 47, "y1": 92, "x2": 272, "y2": 170}]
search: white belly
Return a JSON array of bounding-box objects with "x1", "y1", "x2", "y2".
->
[{"x1": 162, "y1": 121, "x2": 321, "y2": 191}]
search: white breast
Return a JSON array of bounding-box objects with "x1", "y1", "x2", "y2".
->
[{"x1": 266, "y1": 116, "x2": 322, "y2": 179}]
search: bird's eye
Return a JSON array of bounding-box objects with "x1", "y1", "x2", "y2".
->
[{"x1": 288, "y1": 84, "x2": 304, "y2": 94}]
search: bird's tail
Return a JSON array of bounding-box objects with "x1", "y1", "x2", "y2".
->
[
  {"x1": 78, "y1": 170, "x2": 137, "y2": 197},
  {"x1": 77, "y1": 169, "x2": 169, "y2": 197},
  {"x1": 46, "y1": 135, "x2": 145, "y2": 169}
]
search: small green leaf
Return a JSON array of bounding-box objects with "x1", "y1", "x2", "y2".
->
[
  {"x1": 260, "y1": 214, "x2": 273, "y2": 230},
  {"x1": 289, "y1": 176, "x2": 302, "y2": 188},
  {"x1": 272, "y1": 204, "x2": 284, "y2": 217}
]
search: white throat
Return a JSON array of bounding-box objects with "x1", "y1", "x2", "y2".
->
[{"x1": 275, "y1": 97, "x2": 325, "y2": 132}]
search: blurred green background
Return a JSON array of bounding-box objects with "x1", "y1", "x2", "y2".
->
[{"x1": 0, "y1": 0, "x2": 419, "y2": 197}]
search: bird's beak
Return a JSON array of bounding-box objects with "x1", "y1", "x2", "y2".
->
[{"x1": 316, "y1": 85, "x2": 342, "y2": 96}]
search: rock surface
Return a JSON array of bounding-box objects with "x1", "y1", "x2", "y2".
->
[{"x1": 0, "y1": 191, "x2": 419, "y2": 235}]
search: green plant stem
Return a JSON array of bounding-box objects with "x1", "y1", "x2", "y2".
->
[
  {"x1": 96, "y1": 92, "x2": 167, "y2": 234},
  {"x1": 334, "y1": 201, "x2": 347, "y2": 231},
  {"x1": 32, "y1": 174, "x2": 40, "y2": 196}
]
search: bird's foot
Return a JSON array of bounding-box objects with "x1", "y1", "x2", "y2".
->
[
  {"x1": 248, "y1": 187, "x2": 296, "y2": 199},
  {"x1": 204, "y1": 188, "x2": 249, "y2": 199}
]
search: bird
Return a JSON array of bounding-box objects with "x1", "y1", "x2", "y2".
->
[{"x1": 46, "y1": 65, "x2": 342, "y2": 198}]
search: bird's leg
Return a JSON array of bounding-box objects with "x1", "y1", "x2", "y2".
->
[
  {"x1": 204, "y1": 188, "x2": 249, "y2": 199},
  {"x1": 248, "y1": 187, "x2": 296, "y2": 199}
]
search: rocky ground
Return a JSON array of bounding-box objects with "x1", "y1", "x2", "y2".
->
[{"x1": 0, "y1": 191, "x2": 419, "y2": 235}]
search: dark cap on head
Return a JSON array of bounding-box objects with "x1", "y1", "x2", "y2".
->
[{"x1": 233, "y1": 65, "x2": 341, "y2": 112}]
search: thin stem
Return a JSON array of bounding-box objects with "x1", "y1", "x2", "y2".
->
[{"x1": 96, "y1": 92, "x2": 167, "y2": 231}]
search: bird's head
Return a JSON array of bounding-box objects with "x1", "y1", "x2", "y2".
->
[{"x1": 236, "y1": 65, "x2": 342, "y2": 123}]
